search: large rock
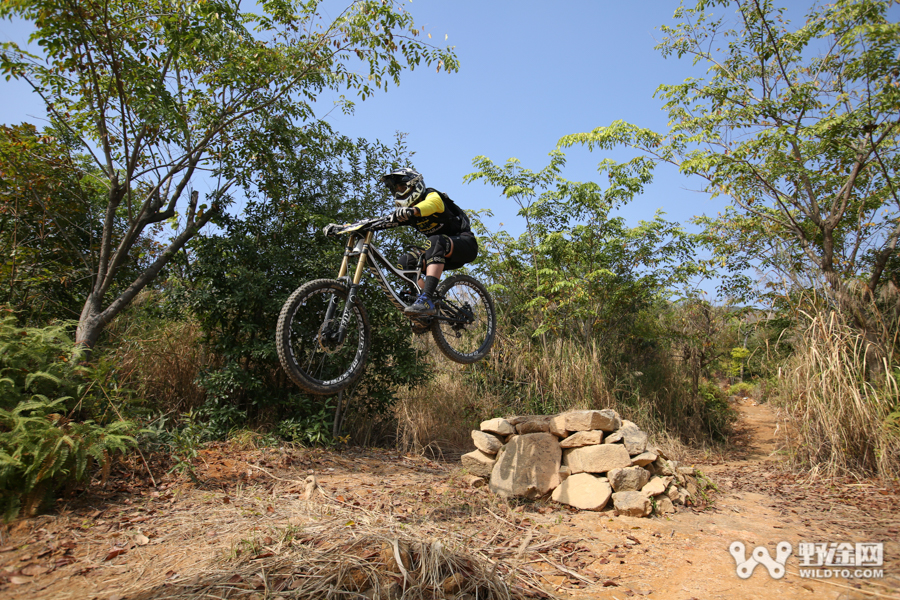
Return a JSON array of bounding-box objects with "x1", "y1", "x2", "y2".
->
[
  {"x1": 612, "y1": 491, "x2": 652, "y2": 517},
  {"x1": 461, "y1": 450, "x2": 496, "y2": 478},
  {"x1": 562, "y1": 444, "x2": 632, "y2": 475},
  {"x1": 630, "y1": 451, "x2": 657, "y2": 467},
  {"x1": 471, "y1": 430, "x2": 503, "y2": 455},
  {"x1": 513, "y1": 416, "x2": 552, "y2": 435},
  {"x1": 551, "y1": 473, "x2": 612, "y2": 511},
  {"x1": 677, "y1": 466, "x2": 697, "y2": 477},
  {"x1": 654, "y1": 495, "x2": 676, "y2": 515},
  {"x1": 604, "y1": 420, "x2": 648, "y2": 456},
  {"x1": 480, "y1": 418, "x2": 515, "y2": 436},
  {"x1": 641, "y1": 475, "x2": 671, "y2": 497},
  {"x1": 559, "y1": 430, "x2": 604, "y2": 448},
  {"x1": 607, "y1": 466, "x2": 651, "y2": 492},
  {"x1": 649, "y1": 457, "x2": 674, "y2": 477},
  {"x1": 685, "y1": 478, "x2": 699, "y2": 499},
  {"x1": 667, "y1": 484, "x2": 692, "y2": 505},
  {"x1": 549, "y1": 415, "x2": 569, "y2": 438},
  {"x1": 490, "y1": 432, "x2": 561, "y2": 499},
  {"x1": 564, "y1": 409, "x2": 622, "y2": 432}
]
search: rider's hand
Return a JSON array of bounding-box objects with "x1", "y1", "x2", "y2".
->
[
  {"x1": 392, "y1": 207, "x2": 416, "y2": 222},
  {"x1": 323, "y1": 223, "x2": 340, "y2": 237}
]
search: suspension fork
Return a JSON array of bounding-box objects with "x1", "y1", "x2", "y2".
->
[{"x1": 328, "y1": 232, "x2": 373, "y2": 343}]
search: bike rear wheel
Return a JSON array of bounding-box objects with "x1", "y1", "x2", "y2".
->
[
  {"x1": 276, "y1": 279, "x2": 370, "y2": 395},
  {"x1": 431, "y1": 274, "x2": 496, "y2": 364}
]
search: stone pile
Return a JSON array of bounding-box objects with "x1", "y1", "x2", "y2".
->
[{"x1": 460, "y1": 409, "x2": 705, "y2": 517}]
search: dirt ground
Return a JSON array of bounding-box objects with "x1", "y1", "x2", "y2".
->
[{"x1": 1, "y1": 399, "x2": 898, "y2": 600}]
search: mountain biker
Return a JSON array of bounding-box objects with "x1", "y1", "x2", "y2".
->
[{"x1": 381, "y1": 168, "x2": 478, "y2": 317}]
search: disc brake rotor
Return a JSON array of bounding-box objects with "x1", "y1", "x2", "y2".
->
[{"x1": 317, "y1": 320, "x2": 344, "y2": 354}]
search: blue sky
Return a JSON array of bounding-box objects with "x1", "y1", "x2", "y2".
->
[
  {"x1": 318, "y1": 1, "x2": 712, "y2": 232},
  {"x1": 0, "y1": 2, "x2": 785, "y2": 298},
  {"x1": 0, "y1": 2, "x2": 710, "y2": 221}
]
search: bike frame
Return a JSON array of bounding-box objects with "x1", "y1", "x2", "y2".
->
[
  {"x1": 322, "y1": 225, "x2": 476, "y2": 344},
  {"x1": 322, "y1": 230, "x2": 420, "y2": 343},
  {"x1": 338, "y1": 230, "x2": 421, "y2": 311}
]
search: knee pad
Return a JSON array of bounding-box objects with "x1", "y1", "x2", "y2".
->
[
  {"x1": 397, "y1": 248, "x2": 424, "y2": 271},
  {"x1": 424, "y1": 235, "x2": 452, "y2": 267}
]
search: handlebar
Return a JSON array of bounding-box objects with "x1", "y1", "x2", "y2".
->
[{"x1": 323, "y1": 215, "x2": 399, "y2": 237}]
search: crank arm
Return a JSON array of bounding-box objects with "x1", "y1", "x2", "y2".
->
[{"x1": 430, "y1": 313, "x2": 472, "y2": 325}]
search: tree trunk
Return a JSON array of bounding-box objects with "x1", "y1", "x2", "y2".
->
[
  {"x1": 75, "y1": 294, "x2": 107, "y2": 355},
  {"x1": 74, "y1": 193, "x2": 217, "y2": 355}
]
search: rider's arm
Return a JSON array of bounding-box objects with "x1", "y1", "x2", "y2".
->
[{"x1": 414, "y1": 191, "x2": 444, "y2": 217}]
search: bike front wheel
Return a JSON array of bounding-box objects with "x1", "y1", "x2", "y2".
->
[
  {"x1": 276, "y1": 279, "x2": 370, "y2": 395},
  {"x1": 431, "y1": 274, "x2": 496, "y2": 364}
]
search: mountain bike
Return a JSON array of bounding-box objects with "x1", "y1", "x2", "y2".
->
[{"x1": 276, "y1": 216, "x2": 496, "y2": 395}]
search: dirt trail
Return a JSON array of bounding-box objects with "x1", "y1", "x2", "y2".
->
[{"x1": 1, "y1": 399, "x2": 898, "y2": 600}]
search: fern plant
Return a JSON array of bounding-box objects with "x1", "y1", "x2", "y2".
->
[{"x1": 0, "y1": 312, "x2": 137, "y2": 520}]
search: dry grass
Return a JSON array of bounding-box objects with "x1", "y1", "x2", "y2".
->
[
  {"x1": 8, "y1": 459, "x2": 557, "y2": 600},
  {"x1": 777, "y1": 309, "x2": 900, "y2": 480},
  {"x1": 104, "y1": 300, "x2": 214, "y2": 414},
  {"x1": 395, "y1": 334, "x2": 724, "y2": 456},
  {"x1": 148, "y1": 529, "x2": 523, "y2": 600},
  {"x1": 395, "y1": 367, "x2": 504, "y2": 457},
  {"x1": 52, "y1": 455, "x2": 557, "y2": 600},
  {"x1": 486, "y1": 336, "x2": 616, "y2": 415},
  {"x1": 394, "y1": 334, "x2": 620, "y2": 457}
]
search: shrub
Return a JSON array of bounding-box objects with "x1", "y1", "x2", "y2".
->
[
  {"x1": 101, "y1": 298, "x2": 212, "y2": 417},
  {"x1": 0, "y1": 312, "x2": 138, "y2": 520},
  {"x1": 697, "y1": 381, "x2": 738, "y2": 442},
  {"x1": 0, "y1": 398, "x2": 136, "y2": 519},
  {"x1": 777, "y1": 310, "x2": 900, "y2": 479},
  {"x1": 727, "y1": 381, "x2": 756, "y2": 398}
]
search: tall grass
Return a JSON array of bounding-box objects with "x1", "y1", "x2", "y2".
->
[
  {"x1": 394, "y1": 373, "x2": 494, "y2": 456},
  {"x1": 482, "y1": 336, "x2": 615, "y2": 415},
  {"x1": 103, "y1": 303, "x2": 213, "y2": 415},
  {"x1": 395, "y1": 333, "x2": 735, "y2": 455},
  {"x1": 777, "y1": 309, "x2": 900, "y2": 479}
]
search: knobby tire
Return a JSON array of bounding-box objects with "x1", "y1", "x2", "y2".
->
[
  {"x1": 276, "y1": 279, "x2": 370, "y2": 395},
  {"x1": 430, "y1": 274, "x2": 496, "y2": 364}
]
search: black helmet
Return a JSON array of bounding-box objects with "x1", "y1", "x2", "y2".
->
[{"x1": 381, "y1": 168, "x2": 425, "y2": 207}]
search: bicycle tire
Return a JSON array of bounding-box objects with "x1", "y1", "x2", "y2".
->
[
  {"x1": 431, "y1": 274, "x2": 496, "y2": 364},
  {"x1": 276, "y1": 279, "x2": 370, "y2": 395}
]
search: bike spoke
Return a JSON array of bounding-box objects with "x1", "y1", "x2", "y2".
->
[
  {"x1": 432, "y1": 275, "x2": 495, "y2": 362},
  {"x1": 277, "y1": 279, "x2": 370, "y2": 394}
]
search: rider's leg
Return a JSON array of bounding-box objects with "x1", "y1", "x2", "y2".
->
[
  {"x1": 424, "y1": 242, "x2": 451, "y2": 277},
  {"x1": 405, "y1": 237, "x2": 453, "y2": 315},
  {"x1": 397, "y1": 248, "x2": 427, "y2": 289},
  {"x1": 422, "y1": 239, "x2": 452, "y2": 295}
]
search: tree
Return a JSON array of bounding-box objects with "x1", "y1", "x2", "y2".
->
[
  {"x1": 0, "y1": 0, "x2": 457, "y2": 349},
  {"x1": 0, "y1": 123, "x2": 100, "y2": 322},
  {"x1": 559, "y1": 0, "x2": 900, "y2": 325},
  {"x1": 665, "y1": 297, "x2": 734, "y2": 394},
  {"x1": 465, "y1": 152, "x2": 705, "y2": 344},
  {"x1": 0, "y1": 123, "x2": 163, "y2": 324},
  {"x1": 176, "y1": 123, "x2": 426, "y2": 430}
]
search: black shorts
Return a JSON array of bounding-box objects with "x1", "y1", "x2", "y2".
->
[
  {"x1": 443, "y1": 231, "x2": 478, "y2": 270},
  {"x1": 397, "y1": 232, "x2": 478, "y2": 272}
]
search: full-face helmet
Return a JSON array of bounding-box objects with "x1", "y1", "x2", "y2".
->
[{"x1": 381, "y1": 168, "x2": 425, "y2": 208}]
